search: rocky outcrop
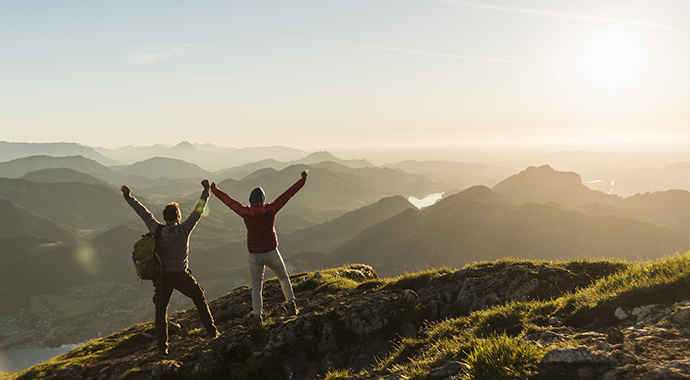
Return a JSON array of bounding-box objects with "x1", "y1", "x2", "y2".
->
[
  {"x1": 16, "y1": 262, "x2": 690, "y2": 380},
  {"x1": 531, "y1": 300, "x2": 690, "y2": 380}
]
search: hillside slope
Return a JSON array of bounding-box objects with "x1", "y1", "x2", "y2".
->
[
  {"x1": 328, "y1": 186, "x2": 690, "y2": 277},
  {"x1": 21, "y1": 168, "x2": 111, "y2": 186},
  {"x1": 0, "y1": 178, "x2": 139, "y2": 230},
  {"x1": 118, "y1": 157, "x2": 212, "y2": 180},
  {"x1": 0, "y1": 198, "x2": 81, "y2": 242},
  {"x1": 279, "y1": 195, "x2": 416, "y2": 255},
  {"x1": 11, "y1": 255, "x2": 690, "y2": 380},
  {"x1": 0, "y1": 155, "x2": 123, "y2": 183},
  {"x1": 2, "y1": 261, "x2": 613, "y2": 380}
]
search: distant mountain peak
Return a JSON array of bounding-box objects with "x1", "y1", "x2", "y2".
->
[
  {"x1": 508, "y1": 164, "x2": 582, "y2": 185},
  {"x1": 171, "y1": 141, "x2": 198, "y2": 151},
  {"x1": 493, "y1": 165, "x2": 612, "y2": 207},
  {"x1": 526, "y1": 164, "x2": 555, "y2": 172},
  {"x1": 297, "y1": 151, "x2": 374, "y2": 168},
  {"x1": 139, "y1": 156, "x2": 183, "y2": 163},
  {"x1": 302, "y1": 151, "x2": 339, "y2": 161}
]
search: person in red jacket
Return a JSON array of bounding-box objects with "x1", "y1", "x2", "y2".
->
[{"x1": 211, "y1": 170, "x2": 307, "y2": 324}]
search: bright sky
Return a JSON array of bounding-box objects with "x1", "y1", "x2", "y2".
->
[{"x1": 1, "y1": 0, "x2": 690, "y2": 153}]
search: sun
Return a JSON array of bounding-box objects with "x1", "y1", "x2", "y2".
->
[{"x1": 583, "y1": 31, "x2": 642, "y2": 90}]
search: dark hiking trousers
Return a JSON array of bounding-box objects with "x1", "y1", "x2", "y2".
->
[{"x1": 153, "y1": 269, "x2": 217, "y2": 351}]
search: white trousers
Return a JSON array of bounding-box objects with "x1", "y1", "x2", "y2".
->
[{"x1": 248, "y1": 248, "x2": 295, "y2": 316}]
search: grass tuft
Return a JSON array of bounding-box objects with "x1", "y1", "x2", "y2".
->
[
  {"x1": 323, "y1": 368, "x2": 351, "y2": 380},
  {"x1": 382, "y1": 268, "x2": 453, "y2": 290},
  {"x1": 460, "y1": 334, "x2": 543, "y2": 380}
]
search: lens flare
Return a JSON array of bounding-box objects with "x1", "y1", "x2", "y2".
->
[
  {"x1": 195, "y1": 198, "x2": 207, "y2": 215},
  {"x1": 74, "y1": 243, "x2": 96, "y2": 275}
]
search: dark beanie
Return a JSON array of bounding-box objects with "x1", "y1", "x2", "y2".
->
[{"x1": 249, "y1": 187, "x2": 266, "y2": 207}]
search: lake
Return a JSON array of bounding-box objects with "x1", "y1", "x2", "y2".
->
[
  {"x1": 0, "y1": 343, "x2": 82, "y2": 374},
  {"x1": 408, "y1": 192, "x2": 444, "y2": 209}
]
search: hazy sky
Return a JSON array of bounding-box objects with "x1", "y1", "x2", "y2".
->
[{"x1": 2, "y1": 0, "x2": 690, "y2": 153}]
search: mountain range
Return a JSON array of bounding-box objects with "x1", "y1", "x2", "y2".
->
[
  {"x1": 0, "y1": 155, "x2": 124, "y2": 184},
  {"x1": 494, "y1": 165, "x2": 690, "y2": 230},
  {"x1": 326, "y1": 186, "x2": 690, "y2": 277},
  {"x1": 213, "y1": 151, "x2": 375, "y2": 181},
  {"x1": 6, "y1": 143, "x2": 690, "y2": 355},
  {"x1": 0, "y1": 141, "x2": 118, "y2": 166},
  {"x1": 95, "y1": 141, "x2": 307, "y2": 170},
  {"x1": 214, "y1": 164, "x2": 436, "y2": 210}
]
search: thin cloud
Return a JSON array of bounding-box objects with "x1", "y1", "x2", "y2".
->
[
  {"x1": 284, "y1": 38, "x2": 524, "y2": 64},
  {"x1": 436, "y1": 0, "x2": 686, "y2": 32},
  {"x1": 126, "y1": 43, "x2": 212, "y2": 64}
]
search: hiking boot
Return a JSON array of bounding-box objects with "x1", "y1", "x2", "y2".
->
[
  {"x1": 252, "y1": 314, "x2": 263, "y2": 326},
  {"x1": 206, "y1": 329, "x2": 220, "y2": 340},
  {"x1": 286, "y1": 300, "x2": 299, "y2": 316}
]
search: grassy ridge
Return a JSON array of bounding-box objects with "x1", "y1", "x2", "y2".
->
[
  {"x1": 5, "y1": 253, "x2": 690, "y2": 380},
  {"x1": 359, "y1": 252, "x2": 690, "y2": 379}
]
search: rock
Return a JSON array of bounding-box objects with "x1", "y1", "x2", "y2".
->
[
  {"x1": 615, "y1": 307, "x2": 629, "y2": 320},
  {"x1": 548, "y1": 316, "x2": 564, "y2": 326},
  {"x1": 542, "y1": 347, "x2": 592, "y2": 364},
  {"x1": 639, "y1": 358, "x2": 690, "y2": 379},
  {"x1": 320, "y1": 352, "x2": 344, "y2": 373},
  {"x1": 632, "y1": 305, "x2": 660, "y2": 323},
  {"x1": 318, "y1": 323, "x2": 339, "y2": 353},
  {"x1": 399, "y1": 322, "x2": 417, "y2": 338},
  {"x1": 524, "y1": 330, "x2": 568, "y2": 346},
  {"x1": 576, "y1": 367, "x2": 597, "y2": 380},
  {"x1": 607, "y1": 327, "x2": 625, "y2": 344},
  {"x1": 542, "y1": 346, "x2": 636, "y2": 366},
  {"x1": 428, "y1": 361, "x2": 469, "y2": 378},
  {"x1": 672, "y1": 306, "x2": 690, "y2": 325},
  {"x1": 338, "y1": 269, "x2": 367, "y2": 282},
  {"x1": 152, "y1": 361, "x2": 180, "y2": 377},
  {"x1": 400, "y1": 289, "x2": 419, "y2": 304}
]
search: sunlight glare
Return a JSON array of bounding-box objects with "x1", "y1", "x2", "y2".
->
[
  {"x1": 583, "y1": 31, "x2": 641, "y2": 90},
  {"x1": 74, "y1": 243, "x2": 97, "y2": 274}
]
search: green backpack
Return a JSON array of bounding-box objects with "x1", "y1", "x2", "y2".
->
[{"x1": 131, "y1": 228, "x2": 163, "y2": 280}]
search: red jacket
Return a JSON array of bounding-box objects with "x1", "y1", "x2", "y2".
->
[{"x1": 212, "y1": 178, "x2": 306, "y2": 253}]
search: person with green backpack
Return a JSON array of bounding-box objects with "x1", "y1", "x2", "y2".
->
[{"x1": 121, "y1": 179, "x2": 219, "y2": 355}]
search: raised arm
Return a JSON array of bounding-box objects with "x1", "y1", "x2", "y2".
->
[
  {"x1": 121, "y1": 185, "x2": 163, "y2": 233},
  {"x1": 270, "y1": 170, "x2": 307, "y2": 213},
  {"x1": 210, "y1": 182, "x2": 244, "y2": 215},
  {"x1": 180, "y1": 180, "x2": 211, "y2": 230}
]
